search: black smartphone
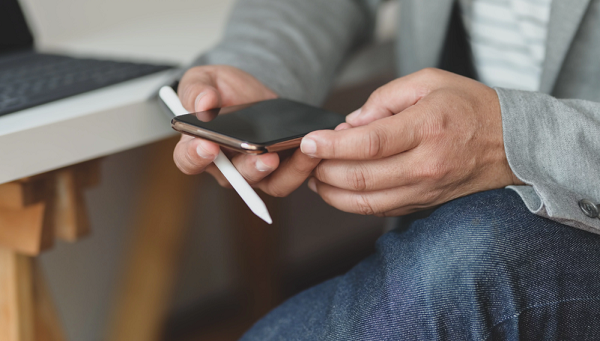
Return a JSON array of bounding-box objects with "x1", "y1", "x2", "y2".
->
[{"x1": 170, "y1": 98, "x2": 346, "y2": 154}]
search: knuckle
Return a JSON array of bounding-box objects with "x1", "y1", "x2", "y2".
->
[
  {"x1": 419, "y1": 67, "x2": 441, "y2": 78},
  {"x1": 238, "y1": 167, "x2": 261, "y2": 184},
  {"x1": 181, "y1": 143, "x2": 205, "y2": 174},
  {"x1": 173, "y1": 155, "x2": 189, "y2": 175},
  {"x1": 421, "y1": 188, "x2": 441, "y2": 205},
  {"x1": 313, "y1": 164, "x2": 327, "y2": 182},
  {"x1": 369, "y1": 86, "x2": 384, "y2": 102},
  {"x1": 420, "y1": 159, "x2": 447, "y2": 182},
  {"x1": 345, "y1": 166, "x2": 369, "y2": 191},
  {"x1": 288, "y1": 157, "x2": 313, "y2": 177},
  {"x1": 421, "y1": 109, "x2": 446, "y2": 139},
  {"x1": 313, "y1": 162, "x2": 323, "y2": 176},
  {"x1": 329, "y1": 138, "x2": 339, "y2": 159},
  {"x1": 264, "y1": 183, "x2": 288, "y2": 198},
  {"x1": 354, "y1": 194, "x2": 377, "y2": 216},
  {"x1": 365, "y1": 127, "x2": 386, "y2": 158},
  {"x1": 240, "y1": 172, "x2": 260, "y2": 184},
  {"x1": 410, "y1": 187, "x2": 441, "y2": 208},
  {"x1": 173, "y1": 148, "x2": 194, "y2": 175}
]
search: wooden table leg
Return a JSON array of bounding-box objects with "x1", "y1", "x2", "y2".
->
[
  {"x1": 33, "y1": 263, "x2": 67, "y2": 341},
  {"x1": 0, "y1": 248, "x2": 35, "y2": 341},
  {"x1": 0, "y1": 160, "x2": 100, "y2": 341},
  {"x1": 106, "y1": 137, "x2": 200, "y2": 341},
  {"x1": 53, "y1": 160, "x2": 100, "y2": 243}
]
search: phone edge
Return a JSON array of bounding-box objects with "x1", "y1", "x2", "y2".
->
[{"x1": 171, "y1": 119, "x2": 269, "y2": 155}]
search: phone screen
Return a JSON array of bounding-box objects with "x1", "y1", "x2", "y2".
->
[{"x1": 173, "y1": 99, "x2": 345, "y2": 144}]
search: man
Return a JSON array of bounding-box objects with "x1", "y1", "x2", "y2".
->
[{"x1": 173, "y1": 0, "x2": 600, "y2": 339}]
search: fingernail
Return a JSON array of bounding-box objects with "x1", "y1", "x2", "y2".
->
[
  {"x1": 301, "y1": 138, "x2": 317, "y2": 156},
  {"x1": 308, "y1": 178, "x2": 317, "y2": 193},
  {"x1": 255, "y1": 158, "x2": 272, "y2": 172},
  {"x1": 196, "y1": 143, "x2": 214, "y2": 159},
  {"x1": 194, "y1": 92, "x2": 206, "y2": 112},
  {"x1": 346, "y1": 108, "x2": 362, "y2": 121}
]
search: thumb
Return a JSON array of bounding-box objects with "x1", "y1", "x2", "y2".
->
[
  {"x1": 346, "y1": 75, "x2": 431, "y2": 127},
  {"x1": 178, "y1": 69, "x2": 223, "y2": 113},
  {"x1": 193, "y1": 87, "x2": 222, "y2": 112}
]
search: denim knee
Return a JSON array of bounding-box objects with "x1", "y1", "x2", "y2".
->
[
  {"x1": 378, "y1": 189, "x2": 527, "y2": 288},
  {"x1": 373, "y1": 189, "x2": 600, "y2": 337},
  {"x1": 242, "y1": 189, "x2": 600, "y2": 341}
]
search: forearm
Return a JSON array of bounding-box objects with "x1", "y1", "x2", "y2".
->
[
  {"x1": 498, "y1": 88, "x2": 600, "y2": 233},
  {"x1": 192, "y1": 0, "x2": 381, "y2": 105}
]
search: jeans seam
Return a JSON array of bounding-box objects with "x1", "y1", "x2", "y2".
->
[{"x1": 482, "y1": 296, "x2": 600, "y2": 341}]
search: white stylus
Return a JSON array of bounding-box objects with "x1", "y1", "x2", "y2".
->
[{"x1": 159, "y1": 86, "x2": 272, "y2": 224}]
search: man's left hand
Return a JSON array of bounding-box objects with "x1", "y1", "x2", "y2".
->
[{"x1": 300, "y1": 68, "x2": 524, "y2": 217}]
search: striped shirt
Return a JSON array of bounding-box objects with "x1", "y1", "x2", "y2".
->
[{"x1": 462, "y1": 0, "x2": 553, "y2": 91}]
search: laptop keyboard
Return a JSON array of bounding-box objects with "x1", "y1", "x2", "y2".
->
[{"x1": 0, "y1": 52, "x2": 172, "y2": 116}]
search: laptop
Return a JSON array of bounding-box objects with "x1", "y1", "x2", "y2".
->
[{"x1": 0, "y1": 0, "x2": 173, "y2": 117}]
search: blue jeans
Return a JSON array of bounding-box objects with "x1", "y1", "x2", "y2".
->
[{"x1": 241, "y1": 189, "x2": 600, "y2": 340}]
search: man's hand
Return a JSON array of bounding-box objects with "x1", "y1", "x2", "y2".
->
[
  {"x1": 174, "y1": 65, "x2": 320, "y2": 197},
  {"x1": 300, "y1": 68, "x2": 524, "y2": 216}
]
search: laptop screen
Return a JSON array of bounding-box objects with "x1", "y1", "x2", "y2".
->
[{"x1": 0, "y1": 0, "x2": 34, "y2": 53}]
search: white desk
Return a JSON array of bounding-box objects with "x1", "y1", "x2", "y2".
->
[
  {"x1": 0, "y1": 2, "x2": 236, "y2": 340},
  {"x1": 0, "y1": 0, "x2": 235, "y2": 185}
]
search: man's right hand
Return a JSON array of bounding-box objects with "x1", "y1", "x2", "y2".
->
[{"x1": 173, "y1": 65, "x2": 321, "y2": 197}]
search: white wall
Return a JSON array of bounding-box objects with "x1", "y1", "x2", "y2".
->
[
  {"x1": 19, "y1": 0, "x2": 235, "y2": 64},
  {"x1": 19, "y1": 0, "x2": 234, "y2": 46}
]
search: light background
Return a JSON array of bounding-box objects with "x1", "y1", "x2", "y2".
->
[{"x1": 15, "y1": 0, "x2": 399, "y2": 339}]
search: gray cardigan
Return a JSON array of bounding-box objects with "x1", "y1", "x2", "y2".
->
[{"x1": 194, "y1": 0, "x2": 600, "y2": 234}]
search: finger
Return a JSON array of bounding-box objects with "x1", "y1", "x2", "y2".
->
[
  {"x1": 256, "y1": 149, "x2": 321, "y2": 197},
  {"x1": 346, "y1": 106, "x2": 392, "y2": 127},
  {"x1": 178, "y1": 65, "x2": 278, "y2": 113},
  {"x1": 335, "y1": 122, "x2": 353, "y2": 131},
  {"x1": 308, "y1": 178, "x2": 434, "y2": 216},
  {"x1": 301, "y1": 111, "x2": 422, "y2": 160},
  {"x1": 229, "y1": 152, "x2": 280, "y2": 185},
  {"x1": 205, "y1": 163, "x2": 232, "y2": 188},
  {"x1": 204, "y1": 152, "x2": 279, "y2": 188},
  {"x1": 313, "y1": 153, "x2": 421, "y2": 192},
  {"x1": 344, "y1": 80, "x2": 421, "y2": 126},
  {"x1": 345, "y1": 69, "x2": 441, "y2": 127},
  {"x1": 173, "y1": 135, "x2": 220, "y2": 175},
  {"x1": 178, "y1": 67, "x2": 223, "y2": 112}
]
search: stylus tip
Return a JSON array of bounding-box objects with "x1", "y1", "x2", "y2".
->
[{"x1": 256, "y1": 210, "x2": 273, "y2": 225}]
